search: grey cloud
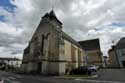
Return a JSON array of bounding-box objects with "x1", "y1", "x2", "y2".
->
[{"x1": 0, "y1": 0, "x2": 125, "y2": 58}]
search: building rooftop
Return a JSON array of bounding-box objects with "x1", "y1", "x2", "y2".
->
[
  {"x1": 0, "y1": 57, "x2": 21, "y2": 61},
  {"x1": 43, "y1": 10, "x2": 62, "y2": 25},
  {"x1": 62, "y1": 31, "x2": 82, "y2": 49},
  {"x1": 78, "y1": 39, "x2": 101, "y2": 51},
  {"x1": 116, "y1": 37, "x2": 125, "y2": 49}
]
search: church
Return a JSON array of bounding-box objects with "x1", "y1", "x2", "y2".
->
[
  {"x1": 22, "y1": 10, "x2": 102, "y2": 75},
  {"x1": 22, "y1": 10, "x2": 85, "y2": 75}
]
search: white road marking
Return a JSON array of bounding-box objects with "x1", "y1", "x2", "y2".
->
[
  {"x1": 5, "y1": 78, "x2": 22, "y2": 83},
  {"x1": 5, "y1": 78, "x2": 14, "y2": 82},
  {"x1": 91, "y1": 75, "x2": 98, "y2": 78},
  {"x1": 12, "y1": 81, "x2": 22, "y2": 83},
  {"x1": 75, "y1": 79, "x2": 125, "y2": 83},
  {"x1": 8, "y1": 77, "x2": 16, "y2": 80}
]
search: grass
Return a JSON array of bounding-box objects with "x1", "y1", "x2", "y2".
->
[{"x1": 64, "y1": 74, "x2": 91, "y2": 79}]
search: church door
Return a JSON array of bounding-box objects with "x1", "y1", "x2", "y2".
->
[{"x1": 37, "y1": 62, "x2": 42, "y2": 73}]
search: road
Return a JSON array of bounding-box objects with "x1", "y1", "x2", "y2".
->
[{"x1": 0, "y1": 70, "x2": 124, "y2": 83}]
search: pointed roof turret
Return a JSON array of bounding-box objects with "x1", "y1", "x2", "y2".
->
[
  {"x1": 49, "y1": 10, "x2": 62, "y2": 25},
  {"x1": 49, "y1": 10, "x2": 56, "y2": 17},
  {"x1": 42, "y1": 10, "x2": 62, "y2": 25}
]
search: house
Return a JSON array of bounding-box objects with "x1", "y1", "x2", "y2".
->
[
  {"x1": 22, "y1": 10, "x2": 85, "y2": 75},
  {"x1": 108, "y1": 46, "x2": 119, "y2": 67},
  {"x1": 115, "y1": 38, "x2": 125, "y2": 67},
  {"x1": 108, "y1": 38, "x2": 125, "y2": 68},
  {"x1": 0, "y1": 57, "x2": 21, "y2": 70},
  {"x1": 79, "y1": 39, "x2": 103, "y2": 67}
]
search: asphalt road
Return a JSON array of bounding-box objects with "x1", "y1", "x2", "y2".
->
[{"x1": 0, "y1": 70, "x2": 124, "y2": 83}]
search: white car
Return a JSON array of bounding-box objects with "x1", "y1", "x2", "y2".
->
[{"x1": 88, "y1": 65, "x2": 99, "y2": 72}]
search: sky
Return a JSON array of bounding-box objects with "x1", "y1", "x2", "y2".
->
[{"x1": 0, "y1": 0, "x2": 125, "y2": 59}]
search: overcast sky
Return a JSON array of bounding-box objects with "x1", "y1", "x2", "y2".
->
[{"x1": 0, "y1": 0, "x2": 125, "y2": 59}]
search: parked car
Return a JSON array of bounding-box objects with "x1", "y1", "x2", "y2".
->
[
  {"x1": 69, "y1": 66, "x2": 92, "y2": 75},
  {"x1": 88, "y1": 65, "x2": 99, "y2": 72}
]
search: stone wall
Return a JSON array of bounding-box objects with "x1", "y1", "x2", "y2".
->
[
  {"x1": 108, "y1": 49, "x2": 119, "y2": 67},
  {"x1": 64, "y1": 40, "x2": 85, "y2": 72},
  {"x1": 86, "y1": 50, "x2": 103, "y2": 66}
]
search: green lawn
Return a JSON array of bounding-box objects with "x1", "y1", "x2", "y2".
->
[{"x1": 64, "y1": 74, "x2": 91, "y2": 78}]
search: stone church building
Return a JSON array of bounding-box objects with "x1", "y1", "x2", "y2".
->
[{"x1": 22, "y1": 10, "x2": 85, "y2": 75}]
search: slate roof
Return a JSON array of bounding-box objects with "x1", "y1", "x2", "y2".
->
[
  {"x1": 116, "y1": 38, "x2": 125, "y2": 49},
  {"x1": 78, "y1": 39, "x2": 101, "y2": 51},
  {"x1": 62, "y1": 31, "x2": 83, "y2": 49},
  {"x1": 43, "y1": 10, "x2": 62, "y2": 25}
]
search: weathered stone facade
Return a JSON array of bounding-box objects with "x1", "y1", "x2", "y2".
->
[
  {"x1": 22, "y1": 10, "x2": 85, "y2": 75},
  {"x1": 79, "y1": 39, "x2": 103, "y2": 67},
  {"x1": 108, "y1": 46, "x2": 119, "y2": 67},
  {"x1": 85, "y1": 50, "x2": 103, "y2": 67}
]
